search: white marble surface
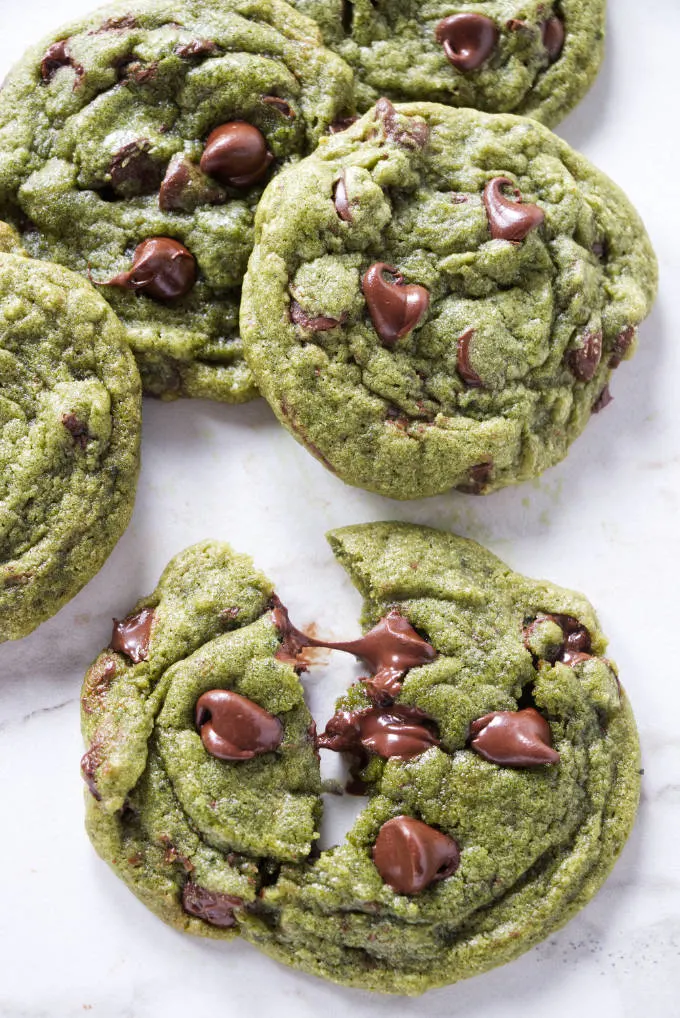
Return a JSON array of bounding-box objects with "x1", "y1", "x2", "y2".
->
[{"x1": 1, "y1": 0, "x2": 679, "y2": 1014}]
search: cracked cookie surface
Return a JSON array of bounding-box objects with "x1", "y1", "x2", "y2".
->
[
  {"x1": 0, "y1": 252, "x2": 141, "y2": 642},
  {"x1": 81, "y1": 526, "x2": 639, "y2": 993},
  {"x1": 0, "y1": 0, "x2": 354, "y2": 401},
  {"x1": 290, "y1": 0, "x2": 605, "y2": 126},
  {"x1": 241, "y1": 100, "x2": 657, "y2": 498}
]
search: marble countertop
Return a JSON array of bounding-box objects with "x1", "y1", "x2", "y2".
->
[{"x1": 1, "y1": 1, "x2": 678, "y2": 1015}]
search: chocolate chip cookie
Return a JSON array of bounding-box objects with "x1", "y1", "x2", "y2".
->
[
  {"x1": 1, "y1": 252, "x2": 141, "y2": 642},
  {"x1": 0, "y1": 0, "x2": 354, "y2": 400},
  {"x1": 241, "y1": 100, "x2": 657, "y2": 498},
  {"x1": 290, "y1": 0, "x2": 605, "y2": 126},
  {"x1": 82, "y1": 525, "x2": 640, "y2": 993}
]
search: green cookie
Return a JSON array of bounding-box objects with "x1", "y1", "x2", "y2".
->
[
  {"x1": 241, "y1": 100, "x2": 657, "y2": 499},
  {"x1": 0, "y1": 0, "x2": 354, "y2": 401},
  {"x1": 0, "y1": 252, "x2": 141, "y2": 642},
  {"x1": 290, "y1": 0, "x2": 605, "y2": 126},
  {"x1": 82, "y1": 526, "x2": 639, "y2": 994}
]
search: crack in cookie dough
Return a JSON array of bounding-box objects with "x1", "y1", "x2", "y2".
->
[
  {"x1": 0, "y1": 0, "x2": 355, "y2": 401},
  {"x1": 289, "y1": 0, "x2": 606, "y2": 127},
  {"x1": 81, "y1": 526, "x2": 640, "y2": 993},
  {"x1": 241, "y1": 101, "x2": 657, "y2": 498}
]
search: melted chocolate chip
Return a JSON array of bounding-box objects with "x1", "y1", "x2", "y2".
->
[
  {"x1": 542, "y1": 16, "x2": 566, "y2": 61},
  {"x1": 96, "y1": 238, "x2": 196, "y2": 301},
  {"x1": 158, "y1": 156, "x2": 225, "y2": 212},
  {"x1": 593, "y1": 385, "x2": 613, "y2": 413},
  {"x1": 110, "y1": 607, "x2": 155, "y2": 664},
  {"x1": 200, "y1": 122, "x2": 273, "y2": 188},
  {"x1": 362, "y1": 262, "x2": 429, "y2": 347},
  {"x1": 333, "y1": 173, "x2": 353, "y2": 223},
  {"x1": 483, "y1": 177, "x2": 544, "y2": 242},
  {"x1": 109, "y1": 140, "x2": 161, "y2": 198},
  {"x1": 61, "y1": 412, "x2": 89, "y2": 449},
  {"x1": 95, "y1": 14, "x2": 137, "y2": 32},
  {"x1": 609, "y1": 325, "x2": 636, "y2": 368},
  {"x1": 456, "y1": 328, "x2": 483, "y2": 387},
  {"x1": 329, "y1": 115, "x2": 359, "y2": 134},
  {"x1": 456, "y1": 461, "x2": 493, "y2": 494},
  {"x1": 319, "y1": 704, "x2": 439, "y2": 760},
  {"x1": 290, "y1": 300, "x2": 346, "y2": 332},
  {"x1": 568, "y1": 330, "x2": 602, "y2": 381},
  {"x1": 272, "y1": 598, "x2": 436, "y2": 705},
  {"x1": 261, "y1": 95, "x2": 295, "y2": 119},
  {"x1": 80, "y1": 742, "x2": 103, "y2": 800},
  {"x1": 435, "y1": 14, "x2": 499, "y2": 71},
  {"x1": 469, "y1": 708, "x2": 560, "y2": 767},
  {"x1": 372, "y1": 816, "x2": 460, "y2": 894},
  {"x1": 523, "y1": 613, "x2": 594, "y2": 667},
  {"x1": 195, "y1": 689, "x2": 283, "y2": 760},
  {"x1": 119, "y1": 61, "x2": 158, "y2": 85},
  {"x1": 182, "y1": 883, "x2": 242, "y2": 928},
  {"x1": 374, "y1": 97, "x2": 430, "y2": 149},
  {"x1": 174, "y1": 39, "x2": 218, "y2": 58},
  {"x1": 40, "y1": 40, "x2": 84, "y2": 86}
]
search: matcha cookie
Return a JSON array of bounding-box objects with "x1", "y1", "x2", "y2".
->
[
  {"x1": 82, "y1": 525, "x2": 640, "y2": 994},
  {"x1": 241, "y1": 100, "x2": 657, "y2": 499},
  {"x1": 0, "y1": 0, "x2": 354, "y2": 401},
  {"x1": 290, "y1": 0, "x2": 605, "y2": 126},
  {"x1": 0, "y1": 252, "x2": 141, "y2": 642}
]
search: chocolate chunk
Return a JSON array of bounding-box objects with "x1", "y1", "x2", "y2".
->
[
  {"x1": 110, "y1": 607, "x2": 155, "y2": 664},
  {"x1": 456, "y1": 328, "x2": 483, "y2": 387},
  {"x1": 435, "y1": 14, "x2": 499, "y2": 71},
  {"x1": 272, "y1": 597, "x2": 436, "y2": 705},
  {"x1": 333, "y1": 173, "x2": 353, "y2": 223},
  {"x1": 290, "y1": 300, "x2": 346, "y2": 332},
  {"x1": 469, "y1": 708, "x2": 560, "y2": 767},
  {"x1": 195, "y1": 689, "x2": 283, "y2": 761},
  {"x1": 483, "y1": 177, "x2": 545, "y2": 242},
  {"x1": 319, "y1": 704, "x2": 439, "y2": 760},
  {"x1": 524, "y1": 612, "x2": 593, "y2": 666},
  {"x1": 181, "y1": 883, "x2": 242, "y2": 928},
  {"x1": 174, "y1": 39, "x2": 219, "y2": 58},
  {"x1": 542, "y1": 16, "x2": 566, "y2": 61},
  {"x1": 96, "y1": 238, "x2": 196, "y2": 301},
  {"x1": 158, "y1": 155, "x2": 225, "y2": 212},
  {"x1": 261, "y1": 95, "x2": 295, "y2": 119},
  {"x1": 568, "y1": 330, "x2": 602, "y2": 381},
  {"x1": 374, "y1": 98, "x2": 429, "y2": 149},
  {"x1": 362, "y1": 262, "x2": 429, "y2": 347},
  {"x1": 40, "y1": 40, "x2": 84, "y2": 86},
  {"x1": 328, "y1": 115, "x2": 359, "y2": 134},
  {"x1": 109, "y1": 140, "x2": 161, "y2": 198},
  {"x1": 609, "y1": 325, "x2": 636, "y2": 368},
  {"x1": 61, "y1": 412, "x2": 89, "y2": 449},
  {"x1": 456, "y1": 461, "x2": 493, "y2": 494},
  {"x1": 592, "y1": 385, "x2": 613, "y2": 413},
  {"x1": 200, "y1": 122, "x2": 273, "y2": 188},
  {"x1": 372, "y1": 816, "x2": 460, "y2": 894}
]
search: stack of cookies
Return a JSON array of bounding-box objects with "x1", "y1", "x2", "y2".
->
[{"x1": 0, "y1": 0, "x2": 657, "y2": 997}]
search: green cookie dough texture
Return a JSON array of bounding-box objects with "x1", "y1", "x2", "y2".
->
[
  {"x1": 290, "y1": 0, "x2": 605, "y2": 126},
  {"x1": 0, "y1": 252, "x2": 141, "y2": 642},
  {"x1": 0, "y1": 0, "x2": 354, "y2": 401},
  {"x1": 82, "y1": 526, "x2": 640, "y2": 994},
  {"x1": 241, "y1": 101, "x2": 657, "y2": 498}
]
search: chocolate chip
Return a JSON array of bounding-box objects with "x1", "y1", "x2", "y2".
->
[
  {"x1": 469, "y1": 708, "x2": 560, "y2": 767},
  {"x1": 174, "y1": 39, "x2": 219, "y2": 58},
  {"x1": 289, "y1": 300, "x2": 346, "y2": 332},
  {"x1": 333, "y1": 173, "x2": 353, "y2": 222},
  {"x1": 119, "y1": 61, "x2": 158, "y2": 85},
  {"x1": 456, "y1": 328, "x2": 483, "y2": 387},
  {"x1": 456, "y1": 461, "x2": 493, "y2": 494},
  {"x1": 110, "y1": 608, "x2": 155, "y2": 664},
  {"x1": 40, "y1": 40, "x2": 84, "y2": 86},
  {"x1": 435, "y1": 14, "x2": 499, "y2": 71},
  {"x1": 483, "y1": 177, "x2": 544, "y2": 243},
  {"x1": 374, "y1": 98, "x2": 429, "y2": 149},
  {"x1": 158, "y1": 156, "x2": 225, "y2": 212},
  {"x1": 181, "y1": 883, "x2": 242, "y2": 928},
  {"x1": 542, "y1": 16, "x2": 565, "y2": 61},
  {"x1": 261, "y1": 95, "x2": 295, "y2": 119},
  {"x1": 109, "y1": 140, "x2": 161, "y2": 198},
  {"x1": 195, "y1": 689, "x2": 283, "y2": 761},
  {"x1": 61, "y1": 412, "x2": 89, "y2": 449},
  {"x1": 200, "y1": 122, "x2": 273, "y2": 188},
  {"x1": 593, "y1": 385, "x2": 613, "y2": 413},
  {"x1": 319, "y1": 704, "x2": 439, "y2": 760},
  {"x1": 568, "y1": 330, "x2": 602, "y2": 381},
  {"x1": 328, "y1": 115, "x2": 359, "y2": 134},
  {"x1": 94, "y1": 14, "x2": 137, "y2": 32},
  {"x1": 362, "y1": 262, "x2": 429, "y2": 347},
  {"x1": 609, "y1": 325, "x2": 636, "y2": 368},
  {"x1": 95, "y1": 238, "x2": 196, "y2": 301},
  {"x1": 372, "y1": 816, "x2": 460, "y2": 894},
  {"x1": 80, "y1": 742, "x2": 104, "y2": 800}
]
